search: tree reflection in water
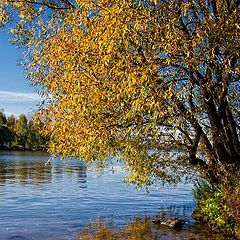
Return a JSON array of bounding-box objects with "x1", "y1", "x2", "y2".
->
[{"x1": 0, "y1": 151, "x2": 87, "y2": 187}]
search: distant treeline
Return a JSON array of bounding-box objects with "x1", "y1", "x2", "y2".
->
[{"x1": 0, "y1": 110, "x2": 48, "y2": 151}]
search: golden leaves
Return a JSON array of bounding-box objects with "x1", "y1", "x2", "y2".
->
[{"x1": 1, "y1": 0, "x2": 239, "y2": 186}]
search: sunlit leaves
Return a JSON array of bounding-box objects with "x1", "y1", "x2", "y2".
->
[{"x1": 0, "y1": 0, "x2": 239, "y2": 186}]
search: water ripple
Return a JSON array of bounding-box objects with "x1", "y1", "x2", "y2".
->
[{"x1": 0, "y1": 151, "x2": 194, "y2": 240}]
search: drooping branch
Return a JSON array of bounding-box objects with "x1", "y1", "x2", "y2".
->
[
  {"x1": 61, "y1": 0, "x2": 75, "y2": 9},
  {"x1": 177, "y1": 126, "x2": 193, "y2": 145},
  {"x1": 6, "y1": 0, "x2": 75, "y2": 10}
]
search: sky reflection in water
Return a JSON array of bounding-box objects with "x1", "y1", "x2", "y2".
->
[{"x1": 0, "y1": 151, "x2": 195, "y2": 240}]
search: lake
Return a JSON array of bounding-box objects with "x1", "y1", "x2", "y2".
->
[{"x1": 0, "y1": 151, "x2": 205, "y2": 239}]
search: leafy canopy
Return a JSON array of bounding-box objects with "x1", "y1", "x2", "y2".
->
[{"x1": 0, "y1": 0, "x2": 239, "y2": 187}]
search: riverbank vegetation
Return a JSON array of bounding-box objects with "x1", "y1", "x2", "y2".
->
[
  {"x1": 0, "y1": 110, "x2": 48, "y2": 150},
  {"x1": 0, "y1": 0, "x2": 239, "y2": 237},
  {"x1": 193, "y1": 170, "x2": 240, "y2": 238},
  {"x1": 77, "y1": 215, "x2": 230, "y2": 240},
  {"x1": 78, "y1": 217, "x2": 153, "y2": 240}
]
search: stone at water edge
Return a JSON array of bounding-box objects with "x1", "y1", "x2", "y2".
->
[{"x1": 153, "y1": 216, "x2": 185, "y2": 229}]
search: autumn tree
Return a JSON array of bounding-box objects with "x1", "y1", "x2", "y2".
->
[
  {"x1": 0, "y1": 1, "x2": 239, "y2": 230},
  {"x1": 0, "y1": 0, "x2": 239, "y2": 183},
  {"x1": 0, "y1": 0, "x2": 239, "y2": 234}
]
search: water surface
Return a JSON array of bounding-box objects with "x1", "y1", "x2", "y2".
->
[{"x1": 0, "y1": 151, "x2": 195, "y2": 239}]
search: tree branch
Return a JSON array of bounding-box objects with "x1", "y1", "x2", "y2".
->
[{"x1": 6, "y1": 0, "x2": 74, "y2": 10}]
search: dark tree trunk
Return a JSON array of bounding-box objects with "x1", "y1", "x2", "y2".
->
[{"x1": 207, "y1": 100, "x2": 239, "y2": 166}]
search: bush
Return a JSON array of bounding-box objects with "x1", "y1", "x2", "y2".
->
[{"x1": 193, "y1": 170, "x2": 240, "y2": 238}]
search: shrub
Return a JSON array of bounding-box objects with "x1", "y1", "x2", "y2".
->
[{"x1": 193, "y1": 170, "x2": 240, "y2": 238}]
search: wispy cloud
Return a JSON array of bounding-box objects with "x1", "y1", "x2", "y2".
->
[{"x1": 0, "y1": 90, "x2": 41, "y2": 103}]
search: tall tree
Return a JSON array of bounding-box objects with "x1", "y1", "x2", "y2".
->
[
  {"x1": 26, "y1": 117, "x2": 48, "y2": 150},
  {"x1": 0, "y1": 109, "x2": 7, "y2": 125},
  {"x1": 0, "y1": 124, "x2": 13, "y2": 147},
  {"x1": 0, "y1": 1, "x2": 239, "y2": 187},
  {"x1": 14, "y1": 114, "x2": 28, "y2": 149},
  {"x1": 6, "y1": 114, "x2": 16, "y2": 130}
]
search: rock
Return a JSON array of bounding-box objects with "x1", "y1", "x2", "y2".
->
[{"x1": 160, "y1": 217, "x2": 185, "y2": 229}]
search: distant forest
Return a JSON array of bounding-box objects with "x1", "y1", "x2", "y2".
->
[{"x1": 0, "y1": 110, "x2": 48, "y2": 151}]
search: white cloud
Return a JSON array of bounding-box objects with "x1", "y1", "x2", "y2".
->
[{"x1": 0, "y1": 90, "x2": 41, "y2": 103}]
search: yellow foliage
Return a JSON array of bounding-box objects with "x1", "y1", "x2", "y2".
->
[{"x1": 0, "y1": 0, "x2": 239, "y2": 186}]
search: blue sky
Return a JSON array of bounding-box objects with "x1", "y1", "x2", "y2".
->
[{"x1": 0, "y1": 30, "x2": 41, "y2": 116}]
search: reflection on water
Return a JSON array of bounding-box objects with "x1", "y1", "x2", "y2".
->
[
  {"x1": 0, "y1": 151, "x2": 226, "y2": 240},
  {"x1": 0, "y1": 151, "x2": 87, "y2": 187}
]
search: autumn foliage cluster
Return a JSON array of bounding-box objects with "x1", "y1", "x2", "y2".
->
[{"x1": 0, "y1": 0, "x2": 239, "y2": 185}]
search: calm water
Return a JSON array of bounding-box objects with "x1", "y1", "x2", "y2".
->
[{"x1": 0, "y1": 151, "x2": 195, "y2": 240}]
